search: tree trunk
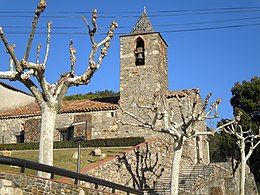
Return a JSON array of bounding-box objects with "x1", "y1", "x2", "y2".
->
[
  {"x1": 37, "y1": 105, "x2": 57, "y2": 178},
  {"x1": 170, "y1": 138, "x2": 184, "y2": 195},
  {"x1": 240, "y1": 140, "x2": 246, "y2": 195}
]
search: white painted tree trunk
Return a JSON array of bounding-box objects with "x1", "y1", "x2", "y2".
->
[
  {"x1": 240, "y1": 140, "x2": 246, "y2": 195},
  {"x1": 37, "y1": 105, "x2": 57, "y2": 178},
  {"x1": 170, "y1": 138, "x2": 184, "y2": 195}
]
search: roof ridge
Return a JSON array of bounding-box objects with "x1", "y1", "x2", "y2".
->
[{"x1": 0, "y1": 81, "x2": 33, "y2": 97}]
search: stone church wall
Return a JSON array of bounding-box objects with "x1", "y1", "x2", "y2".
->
[{"x1": 0, "y1": 110, "x2": 118, "y2": 144}]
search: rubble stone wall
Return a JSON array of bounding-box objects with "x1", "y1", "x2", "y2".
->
[
  {"x1": 0, "y1": 171, "x2": 114, "y2": 195},
  {"x1": 81, "y1": 138, "x2": 174, "y2": 192},
  {"x1": 0, "y1": 110, "x2": 117, "y2": 144}
]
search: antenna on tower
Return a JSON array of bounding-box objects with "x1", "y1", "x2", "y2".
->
[{"x1": 144, "y1": 6, "x2": 146, "y2": 13}]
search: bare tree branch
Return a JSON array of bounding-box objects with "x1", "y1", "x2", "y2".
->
[
  {"x1": 19, "y1": 78, "x2": 44, "y2": 106},
  {"x1": 118, "y1": 90, "x2": 223, "y2": 194},
  {"x1": 69, "y1": 39, "x2": 77, "y2": 75},
  {"x1": 0, "y1": 71, "x2": 17, "y2": 80},
  {"x1": 24, "y1": 0, "x2": 46, "y2": 61},
  {"x1": 43, "y1": 22, "x2": 52, "y2": 67},
  {"x1": 0, "y1": 27, "x2": 21, "y2": 71},
  {"x1": 66, "y1": 18, "x2": 118, "y2": 86},
  {"x1": 36, "y1": 44, "x2": 42, "y2": 64},
  {"x1": 6, "y1": 44, "x2": 15, "y2": 71},
  {"x1": 82, "y1": 9, "x2": 97, "y2": 46}
]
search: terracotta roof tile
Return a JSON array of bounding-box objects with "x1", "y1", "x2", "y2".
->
[
  {"x1": 0, "y1": 88, "x2": 199, "y2": 119},
  {"x1": 0, "y1": 99, "x2": 118, "y2": 119},
  {"x1": 166, "y1": 88, "x2": 199, "y2": 98}
]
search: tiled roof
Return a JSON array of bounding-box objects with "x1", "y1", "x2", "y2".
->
[
  {"x1": 0, "y1": 88, "x2": 199, "y2": 119},
  {"x1": 0, "y1": 99, "x2": 119, "y2": 119},
  {"x1": 0, "y1": 81, "x2": 33, "y2": 97},
  {"x1": 166, "y1": 88, "x2": 200, "y2": 98}
]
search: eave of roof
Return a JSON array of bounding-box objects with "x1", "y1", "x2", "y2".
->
[
  {"x1": 0, "y1": 99, "x2": 119, "y2": 119},
  {"x1": 0, "y1": 89, "x2": 200, "y2": 119},
  {"x1": 166, "y1": 88, "x2": 200, "y2": 98}
]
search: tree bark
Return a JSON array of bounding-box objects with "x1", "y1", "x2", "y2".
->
[
  {"x1": 240, "y1": 140, "x2": 246, "y2": 195},
  {"x1": 170, "y1": 137, "x2": 184, "y2": 195},
  {"x1": 37, "y1": 105, "x2": 57, "y2": 178}
]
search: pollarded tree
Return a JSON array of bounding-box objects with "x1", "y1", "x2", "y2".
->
[
  {"x1": 219, "y1": 114, "x2": 260, "y2": 195},
  {"x1": 224, "y1": 76, "x2": 260, "y2": 188},
  {"x1": 118, "y1": 91, "x2": 229, "y2": 194},
  {"x1": 0, "y1": 0, "x2": 117, "y2": 177}
]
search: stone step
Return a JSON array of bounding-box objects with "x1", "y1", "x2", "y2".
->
[{"x1": 152, "y1": 163, "x2": 231, "y2": 194}]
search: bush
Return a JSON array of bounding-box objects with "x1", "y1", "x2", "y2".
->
[{"x1": 0, "y1": 137, "x2": 145, "y2": 151}]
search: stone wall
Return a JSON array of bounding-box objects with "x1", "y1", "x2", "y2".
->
[
  {"x1": 76, "y1": 138, "x2": 174, "y2": 193},
  {"x1": 24, "y1": 118, "x2": 41, "y2": 143},
  {"x1": 0, "y1": 171, "x2": 114, "y2": 195},
  {"x1": 116, "y1": 89, "x2": 210, "y2": 166},
  {"x1": 120, "y1": 33, "x2": 168, "y2": 106},
  {"x1": 190, "y1": 164, "x2": 259, "y2": 195},
  {"x1": 119, "y1": 32, "x2": 169, "y2": 141},
  {"x1": 0, "y1": 109, "x2": 117, "y2": 144},
  {"x1": 0, "y1": 117, "x2": 34, "y2": 144}
]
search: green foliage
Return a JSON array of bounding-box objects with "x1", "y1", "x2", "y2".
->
[
  {"x1": 209, "y1": 132, "x2": 239, "y2": 162},
  {"x1": 0, "y1": 137, "x2": 145, "y2": 151},
  {"x1": 64, "y1": 90, "x2": 120, "y2": 101},
  {"x1": 211, "y1": 76, "x2": 260, "y2": 190},
  {"x1": 230, "y1": 76, "x2": 260, "y2": 131}
]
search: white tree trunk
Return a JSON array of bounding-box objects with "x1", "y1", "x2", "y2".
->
[
  {"x1": 37, "y1": 105, "x2": 57, "y2": 178},
  {"x1": 170, "y1": 138, "x2": 184, "y2": 195},
  {"x1": 240, "y1": 141, "x2": 246, "y2": 195}
]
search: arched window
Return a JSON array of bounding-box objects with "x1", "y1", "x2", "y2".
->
[{"x1": 135, "y1": 37, "x2": 145, "y2": 65}]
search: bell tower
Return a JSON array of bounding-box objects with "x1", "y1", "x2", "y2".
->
[{"x1": 119, "y1": 10, "x2": 168, "y2": 107}]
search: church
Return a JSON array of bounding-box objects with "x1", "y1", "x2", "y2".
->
[
  {"x1": 0, "y1": 10, "x2": 209, "y2": 166},
  {"x1": 1, "y1": 9, "x2": 259, "y2": 195}
]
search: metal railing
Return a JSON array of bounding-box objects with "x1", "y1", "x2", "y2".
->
[{"x1": 0, "y1": 156, "x2": 143, "y2": 195}]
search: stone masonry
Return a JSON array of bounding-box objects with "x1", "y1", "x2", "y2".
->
[{"x1": 0, "y1": 171, "x2": 114, "y2": 195}]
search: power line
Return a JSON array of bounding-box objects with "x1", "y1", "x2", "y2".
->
[
  {"x1": 155, "y1": 16, "x2": 260, "y2": 27},
  {"x1": 1, "y1": 9, "x2": 260, "y2": 19},
  {"x1": 160, "y1": 22, "x2": 260, "y2": 33},
  {"x1": 1, "y1": 6, "x2": 260, "y2": 14},
  {"x1": 154, "y1": 6, "x2": 260, "y2": 13},
  {"x1": 2, "y1": 22, "x2": 260, "y2": 35},
  {"x1": 2, "y1": 16, "x2": 260, "y2": 29}
]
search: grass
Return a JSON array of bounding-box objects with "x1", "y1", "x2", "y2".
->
[{"x1": 0, "y1": 147, "x2": 127, "y2": 177}]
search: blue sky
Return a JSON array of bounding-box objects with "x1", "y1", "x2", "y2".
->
[{"x1": 0, "y1": 0, "x2": 259, "y2": 125}]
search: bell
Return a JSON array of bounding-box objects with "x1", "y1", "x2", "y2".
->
[
  {"x1": 136, "y1": 47, "x2": 143, "y2": 60},
  {"x1": 137, "y1": 52, "x2": 143, "y2": 60}
]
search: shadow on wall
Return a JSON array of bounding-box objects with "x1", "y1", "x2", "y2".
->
[{"x1": 117, "y1": 143, "x2": 164, "y2": 192}]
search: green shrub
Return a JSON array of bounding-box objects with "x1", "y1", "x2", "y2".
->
[{"x1": 0, "y1": 137, "x2": 145, "y2": 151}]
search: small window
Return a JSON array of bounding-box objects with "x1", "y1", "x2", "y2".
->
[
  {"x1": 60, "y1": 127, "x2": 74, "y2": 141},
  {"x1": 16, "y1": 130, "x2": 25, "y2": 143},
  {"x1": 16, "y1": 124, "x2": 25, "y2": 143},
  {"x1": 111, "y1": 112, "x2": 115, "y2": 117},
  {"x1": 135, "y1": 37, "x2": 145, "y2": 65}
]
